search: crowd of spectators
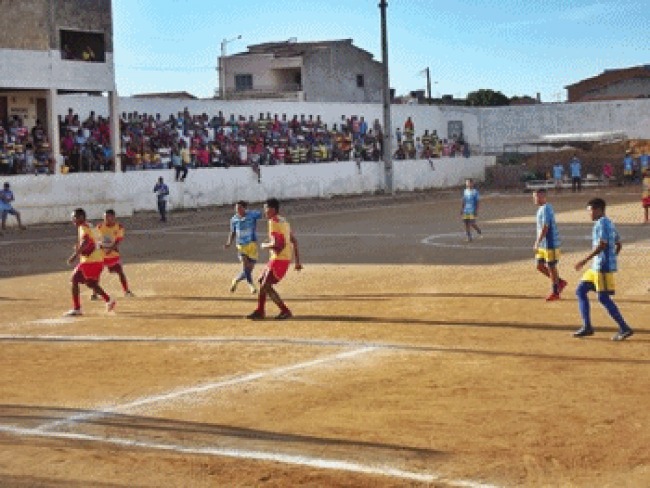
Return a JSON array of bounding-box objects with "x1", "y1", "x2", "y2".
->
[
  {"x1": 1, "y1": 107, "x2": 470, "y2": 176},
  {"x1": 0, "y1": 117, "x2": 55, "y2": 175}
]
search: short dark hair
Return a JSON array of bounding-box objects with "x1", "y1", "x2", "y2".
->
[
  {"x1": 73, "y1": 208, "x2": 86, "y2": 219},
  {"x1": 265, "y1": 198, "x2": 280, "y2": 212},
  {"x1": 105, "y1": 209, "x2": 115, "y2": 216},
  {"x1": 533, "y1": 188, "x2": 547, "y2": 194},
  {"x1": 236, "y1": 200, "x2": 247, "y2": 208},
  {"x1": 588, "y1": 198, "x2": 606, "y2": 211}
]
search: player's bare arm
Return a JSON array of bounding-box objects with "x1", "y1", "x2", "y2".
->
[
  {"x1": 534, "y1": 225, "x2": 549, "y2": 250},
  {"x1": 290, "y1": 232, "x2": 302, "y2": 270},
  {"x1": 224, "y1": 230, "x2": 236, "y2": 249},
  {"x1": 575, "y1": 240, "x2": 607, "y2": 271}
]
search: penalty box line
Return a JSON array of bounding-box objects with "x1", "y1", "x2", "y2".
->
[{"x1": 35, "y1": 346, "x2": 377, "y2": 433}]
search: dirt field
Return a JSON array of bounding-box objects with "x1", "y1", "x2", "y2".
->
[{"x1": 0, "y1": 187, "x2": 648, "y2": 487}]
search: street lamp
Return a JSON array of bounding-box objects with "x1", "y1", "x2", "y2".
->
[
  {"x1": 379, "y1": 1, "x2": 392, "y2": 193},
  {"x1": 220, "y1": 35, "x2": 242, "y2": 100}
]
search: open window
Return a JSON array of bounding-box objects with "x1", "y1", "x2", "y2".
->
[{"x1": 60, "y1": 30, "x2": 106, "y2": 62}]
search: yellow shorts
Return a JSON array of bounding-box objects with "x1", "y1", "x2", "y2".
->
[
  {"x1": 536, "y1": 248, "x2": 560, "y2": 264},
  {"x1": 581, "y1": 269, "x2": 615, "y2": 293},
  {"x1": 462, "y1": 213, "x2": 476, "y2": 221},
  {"x1": 237, "y1": 242, "x2": 258, "y2": 261}
]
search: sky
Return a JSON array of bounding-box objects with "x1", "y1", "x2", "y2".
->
[{"x1": 112, "y1": 0, "x2": 649, "y2": 102}]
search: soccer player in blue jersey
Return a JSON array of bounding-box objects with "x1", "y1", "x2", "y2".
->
[
  {"x1": 460, "y1": 179, "x2": 482, "y2": 242},
  {"x1": 573, "y1": 198, "x2": 634, "y2": 341},
  {"x1": 533, "y1": 189, "x2": 567, "y2": 301},
  {"x1": 224, "y1": 200, "x2": 262, "y2": 294}
]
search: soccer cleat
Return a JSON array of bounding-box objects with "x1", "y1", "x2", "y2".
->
[
  {"x1": 275, "y1": 310, "x2": 293, "y2": 320},
  {"x1": 545, "y1": 292, "x2": 561, "y2": 302},
  {"x1": 246, "y1": 310, "x2": 265, "y2": 320},
  {"x1": 558, "y1": 279, "x2": 568, "y2": 294},
  {"x1": 612, "y1": 329, "x2": 633, "y2": 341},
  {"x1": 573, "y1": 327, "x2": 594, "y2": 337},
  {"x1": 90, "y1": 294, "x2": 99, "y2": 301},
  {"x1": 124, "y1": 290, "x2": 135, "y2": 297},
  {"x1": 229, "y1": 279, "x2": 238, "y2": 293},
  {"x1": 106, "y1": 299, "x2": 116, "y2": 312},
  {"x1": 249, "y1": 285, "x2": 257, "y2": 294},
  {"x1": 64, "y1": 309, "x2": 82, "y2": 317}
]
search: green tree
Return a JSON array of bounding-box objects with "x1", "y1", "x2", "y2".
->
[{"x1": 466, "y1": 89, "x2": 510, "y2": 106}]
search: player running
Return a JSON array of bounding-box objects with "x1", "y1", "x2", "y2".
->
[
  {"x1": 461, "y1": 178, "x2": 482, "y2": 242},
  {"x1": 246, "y1": 198, "x2": 302, "y2": 320},
  {"x1": 533, "y1": 189, "x2": 567, "y2": 301},
  {"x1": 65, "y1": 208, "x2": 115, "y2": 316},
  {"x1": 573, "y1": 198, "x2": 634, "y2": 341},
  {"x1": 224, "y1": 200, "x2": 262, "y2": 294},
  {"x1": 91, "y1": 209, "x2": 134, "y2": 300}
]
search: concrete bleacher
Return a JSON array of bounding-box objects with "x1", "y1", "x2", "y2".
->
[{"x1": 525, "y1": 175, "x2": 606, "y2": 191}]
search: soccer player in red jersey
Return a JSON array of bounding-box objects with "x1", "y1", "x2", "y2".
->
[
  {"x1": 64, "y1": 208, "x2": 115, "y2": 316},
  {"x1": 246, "y1": 198, "x2": 302, "y2": 320},
  {"x1": 91, "y1": 209, "x2": 134, "y2": 299}
]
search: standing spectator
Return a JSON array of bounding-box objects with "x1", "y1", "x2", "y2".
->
[
  {"x1": 623, "y1": 151, "x2": 634, "y2": 185},
  {"x1": 639, "y1": 151, "x2": 649, "y2": 178},
  {"x1": 642, "y1": 169, "x2": 650, "y2": 223},
  {"x1": 153, "y1": 176, "x2": 169, "y2": 222},
  {"x1": 0, "y1": 182, "x2": 26, "y2": 231},
  {"x1": 552, "y1": 161, "x2": 564, "y2": 192},
  {"x1": 573, "y1": 198, "x2": 634, "y2": 341},
  {"x1": 602, "y1": 161, "x2": 613, "y2": 186},
  {"x1": 569, "y1": 154, "x2": 582, "y2": 192}
]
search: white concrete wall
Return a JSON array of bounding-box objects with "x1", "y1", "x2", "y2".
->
[
  {"x1": 5, "y1": 156, "x2": 494, "y2": 226},
  {"x1": 0, "y1": 49, "x2": 115, "y2": 91}
]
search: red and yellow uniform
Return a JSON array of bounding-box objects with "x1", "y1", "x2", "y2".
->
[
  {"x1": 267, "y1": 216, "x2": 292, "y2": 282},
  {"x1": 97, "y1": 221, "x2": 125, "y2": 269},
  {"x1": 75, "y1": 222, "x2": 104, "y2": 281}
]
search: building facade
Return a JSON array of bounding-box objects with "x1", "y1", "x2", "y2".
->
[
  {"x1": 220, "y1": 39, "x2": 384, "y2": 103},
  {"x1": 566, "y1": 65, "x2": 650, "y2": 102},
  {"x1": 0, "y1": 0, "x2": 118, "y2": 170}
]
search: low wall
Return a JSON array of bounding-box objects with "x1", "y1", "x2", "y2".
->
[{"x1": 5, "y1": 156, "x2": 494, "y2": 225}]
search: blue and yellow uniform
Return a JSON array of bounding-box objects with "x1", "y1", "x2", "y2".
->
[
  {"x1": 461, "y1": 188, "x2": 479, "y2": 221},
  {"x1": 230, "y1": 210, "x2": 262, "y2": 261},
  {"x1": 581, "y1": 216, "x2": 619, "y2": 293},
  {"x1": 536, "y1": 203, "x2": 561, "y2": 264}
]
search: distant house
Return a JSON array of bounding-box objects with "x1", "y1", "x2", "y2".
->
[
  {"x1": 566, "y1": 65, "x2": 650, "y2": 102},
  {"x1": 219, "y1": 39, "x2": 383, "y2": 103},
  {"x1": 132, "y1": 91, "x2": 197, "y2": 100}
]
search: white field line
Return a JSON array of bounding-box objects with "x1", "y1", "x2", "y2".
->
[
  {"x1": 35, "y1": 347, "x2": 376, "y2": 432},
  {"x1": 0, "y1": 424, "x2": 499, "y2": 487}
]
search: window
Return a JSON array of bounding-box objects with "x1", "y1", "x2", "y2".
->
[
  {"x1": 235, "y1": 74, "x2": 253, "y2": 92},
  {"x1": 60, "y1": 30, "x2": 105, "y2": 62},
  {"x1": 356, "y1": 74, "x2": 365, "y2": 88}
]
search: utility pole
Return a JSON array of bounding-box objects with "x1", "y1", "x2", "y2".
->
[
  {"x1": 220, "y1": 35, "x2": 241, "y2": 100},
  {"x1": 425, "y1": 67, "x2": 432, "y2": 102},
  {"x1": 379, "y1": 0, "x2": 393, "y2": 194}
]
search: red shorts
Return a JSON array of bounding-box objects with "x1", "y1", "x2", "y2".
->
[
  {"x1": 72, "y1": 262, "x2": 104, "y2": 284},
  {"x1": 104, "y1": 257, "x2": 122, "y2": 273},
  {"x1": 261, "y1": 259, "x2": 290, "y2": 285},
  {"x1": 642, "y1": 197, "x2": 650, "y2": 208}
]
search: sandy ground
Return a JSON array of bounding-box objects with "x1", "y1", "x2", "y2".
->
[{"x1": 0, "y1": 187, "x2": 648, "y2": 487}]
